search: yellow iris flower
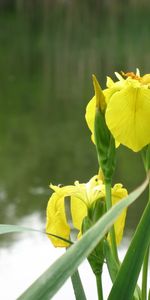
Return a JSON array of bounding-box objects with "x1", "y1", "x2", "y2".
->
[
  {"x1": 86, "y1": 69, "x2": 150, "y2": 152},
  {"x1": 46, "y1": 175, "x2": 127, "y2": 247}
]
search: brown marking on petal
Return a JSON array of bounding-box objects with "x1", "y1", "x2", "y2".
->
[{"x1": 121, "y1": 71, "x2": 141, "y2": 81}]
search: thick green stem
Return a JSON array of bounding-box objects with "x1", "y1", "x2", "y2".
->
[
  {"x1": 105, "y1": 182, "x2": 119, "y2": 263},
  {"x1": 96, "y1": 273, "x2": 103, "y2": 300},
  {"x1": 142, "y1": 247, "x2": 149, "y2": 300}
]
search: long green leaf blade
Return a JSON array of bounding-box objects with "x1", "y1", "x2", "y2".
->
[
  {"x1": 17, "y1": 175, "x2": 149, "y2": 300},
  {"x1": 0, "y1": 225, "x2": 73, "y2": 245},
  {"x1": 71, "y1": 270, "x2": 87, "y2": 300},
  {"x1": 0, "y1": 225, "x2": 42, "y2": 234},
  {"x1": 103, "y1": 239, "x2": 119, "y2": 283},
  {"x1": 108, "y1": 200, "x2": 150, "y2": 300}
]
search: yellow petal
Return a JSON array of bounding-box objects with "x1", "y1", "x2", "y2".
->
[
  {"x1": 71, "y1": 196, "x2": 87, "y2": 231},
  {"x1": 111, "y1": 184, "x2": 128, "y2": 245},
  {"x1": 103, "y1": 87, "x2": 120, "y2": 104},
  {"x1": 46, "y1": 175, "x2": 103, "y2": 247},
  {"x1": 85, "y1": 95, "x2": 96, "y2": 143},
  {"x1": 141, "y1": 74, "x2": 150, "y2": 85},
  {"x1": 46, "y1": 178, "x2": 128, "y2": 247},
  {"x1": 104, "y1": 77, "x2": 125, "y2": 104},
  {"x1": 106, "y1": 183, "x2": 127, "y2": 245},
  {"x1": 46, "y1": 193, "x2": 70, "y2": 247},
  {"x1": 105, "y1": 85, "x2": 150, "y2": 151},
  {"x1": 85, "y1": 92, "x2": 120, "y2": 147},
  {"x1": 115, "y1": 72, "x2": 124, "y2": 81},
  {"x1": 50, "y1": 183, "x2": 87, "y2": 205},
  {"x1": 46, "y1": 193, "x2": 87, "y2": 247},
  {"x1": 106, "y1": 76, "x2": 115, "y2": 88}
]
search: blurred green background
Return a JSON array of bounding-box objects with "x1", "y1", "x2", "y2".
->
[{"x1": 0, "y1": 0, "x2": 149, "y2": 245}]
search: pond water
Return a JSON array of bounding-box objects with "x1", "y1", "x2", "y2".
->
[{"x1": 0, "y1": 2, "x2": 150, "y2": 299}]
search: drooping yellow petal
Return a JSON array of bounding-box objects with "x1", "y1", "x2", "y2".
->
[
  {"x1": 46, "y1": 193, "x2": 70, "y2": 247},
  {"x1": 46, "y1": 175, "x2": 104, "y2": 247},
  {"x1": 101, "y1": 183, "x2": 128, "y2": 245},
  {"x1": 71, "y1": 196, "x2": 87, "y2": 231},
  {"x1": 46, "y1": 192, "x2": 87, "y2": 247},
  {"x1": 105, "y1": 84, "x2": 150, "y2": 152},
  {"x1": 46, "y1": 175, "x2": 128, "y2": 248},
  {"x1": 111, "y1": 184, "x2": 128, "y2": 245}
]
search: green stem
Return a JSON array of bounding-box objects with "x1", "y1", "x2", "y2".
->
[
  {"x1": 142, "y1": 247, "x2": 149, "y2": 300},
  {"x1": 96, "y1": 273, "x2": 103, "y2": 300},
  {"x1": 105, "y1": 182, "x2": 119, "y2": 263},
  {"x1": 141, "y1": 182, "x2": 150, "y2": 300},
  {"x1": 71, "y1": 269, "x2": 87, "y2": 300}
]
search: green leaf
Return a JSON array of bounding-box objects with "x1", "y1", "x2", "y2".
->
[
  {"x1": 103, "y1": 240, "x2": 141, "y2": 300},
  {"x1": 108, "y1": 200, "x2": 150, "y2": 300},
  {"x1": 0, "y1": 224, "x2": 42, "y2": 234},
  {"x1": 0, "y1": 224, "x2": 73, "y2": 245},
  {"x1": 82, "y1": 216, "x2": 104, "y2": 275},
  {"x1": 17, "y1": 175, "x2": 149, "y2": 300},
  {"x1": 71, "y1": 270, "x2": 87, "y2": 300},
  {"x1": 94, "y1": 106, "x2": 116, "y2": 183},
  {"x1": 103, "y1": 239, "x2": 119, "y2": 283}
]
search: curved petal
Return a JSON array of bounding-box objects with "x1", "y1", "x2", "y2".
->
[
  {"x1": 106, "y1": 76, "x2": 115, "y2": 88},
  {"x1": 50, "y1": 183, "x2": 88, "y2": 206},
  {"x1": 85, "y1": 94, "x2": 120, "y2": 147},
  {"x1": 111, "y1": 184, "x2": 128, "y2": 245},
  {"x1": 71, "y1": 196, "x2": 87, "y2": 231},
  {"x1": 106, "y1": 85, "x2": 150, "y2": 151},
  {"x1": 46, "y1": 192, "x2": 87, "y2": 247},
  {"x1": 85, "y1": 95, "x2": 96, "y2": 143},
  {"x1": 46, "y1": 193, "x2": 70, "y2": 247},
  {"x1": 104, "y1": 84, "x2": 123, "y2": 103},
  {"x1": 141, "y1": 74, "x2": 150, "y2": 85}
]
